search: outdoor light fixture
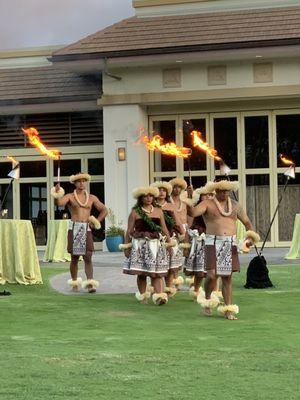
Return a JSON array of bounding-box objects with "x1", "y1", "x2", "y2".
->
[{"x1": 117, "y1": 147, "x2": 126, "y2": 161}]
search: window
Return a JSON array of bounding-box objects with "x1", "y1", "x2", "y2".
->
[
  {"x1": 245, "y1": 116, "x2": 269, "y2": 168},
  {"x1": 277, "y1": 115, "x2": 300, "y2": 167},
  {"x1": 153, "y1": 120, "x2": 177, "y2": 172},
  {"x1": 214, "y1": 117, "x2": 238, "y2": 169},
  {"x1": 0, "y1": 111, "x2": 103, "y2": 149},
  {"x1": 183, "y1": 119, "x2": 207, "y2": 171}
]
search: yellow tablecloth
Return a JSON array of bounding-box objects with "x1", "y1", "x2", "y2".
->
[
  {"x1": 236, "y1": 219, "x2": 247, "y2": 244},
  {"x1": 285, "y1": 214, "x2": 300, "y2": 260},
  {"x1": 0, "y1": 219, "x2": 42, "y2": 285},
  {"x1": 44, "y1": 219, "x2": 71, "y2": 262}
]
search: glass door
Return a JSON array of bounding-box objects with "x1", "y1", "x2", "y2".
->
[
  {"x1": 242, "y1": 112, "x2": 273, "y2": 246},
  {"x1": 180, "y1": 114, "x2": 210, "y2": 188},
  {"x1": 20, "y1": 183, "x2": 47, "y2": 245},
  {"x1": 274, "y1": 111, "x2": 300, "y2": 245},
  {"x1": 149, "y1": 116, "x2": 180, "y2": 182}
]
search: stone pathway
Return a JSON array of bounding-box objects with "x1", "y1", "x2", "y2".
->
[{"x1": 45, "y1": 248, "x2": 298, "y2": 296}]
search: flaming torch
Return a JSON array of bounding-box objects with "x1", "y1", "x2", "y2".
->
[
  {"x1": 22, "y1": 127, "x2": 62, "y2": 182},
  {"x1": 260, "y1": 154, "x2": 296, "y2": 254},
  {"x1": 191, "y1": 130, "x2": 232, "y2": 175},
  {"x1": 191, "y1": 130, "x2": 237, "y2": 199},
  {"x1": 138, "y1": 134, "x2": 193, "y2": 185}
]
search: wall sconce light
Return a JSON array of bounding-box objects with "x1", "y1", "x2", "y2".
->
[{"x1": 117, "y1": 147, "x2": 126, "y2": 161}]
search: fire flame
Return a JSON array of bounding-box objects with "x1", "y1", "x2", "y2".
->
[
  {"x1": 6, "y1": 156, "x2": 18, "y2": 166},
  {"x1": 138, "y1": 135, "x2": 191, "y2": 158},
  {"x1": 22, "y1": 127, "x2": 61, "y2": 160},
  {"x1": 279, "y1": 154, "x2": 295, "y2": 166},
  {"x1": 191, "y1": 130, "x2": 221, "y2": 161}
]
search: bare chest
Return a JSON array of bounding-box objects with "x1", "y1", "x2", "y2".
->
[
  {"x1": 69, "y1": 194, "x2": 93, "y2": 210},
  {"x1": 205, "y1": 202, "x2": 238, "y2": 222}
]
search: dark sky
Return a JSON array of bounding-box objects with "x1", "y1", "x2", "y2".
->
[{"x1": 0, "y1": 0, "x2": 134, "y2": 50}]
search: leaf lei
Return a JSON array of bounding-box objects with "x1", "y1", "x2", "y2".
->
[
  {"x1": 163, "y1": 210, "x2": 175, "y2": 230},
  {"x1": 134, "y1": 205, "x2": 162, "y2": 232}
]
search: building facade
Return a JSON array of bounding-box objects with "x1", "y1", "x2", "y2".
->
[
  {"x1": 1, "y1": 0, "x2": 300, "y2": 247},
  {"x1": 0, "y1": 48, "x2": 104, "y2": 247}
]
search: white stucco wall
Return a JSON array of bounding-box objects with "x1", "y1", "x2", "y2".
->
[
  {"x1": 103, "y1": 104, "x2": 149, "y2": 229},
  {"x1": 103, "y1": 58, "x2": 300, "y2": 97}
]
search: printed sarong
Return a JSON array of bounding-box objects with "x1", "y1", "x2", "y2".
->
[
  {"x1": 205, "y1": 234, "x2": 240, "y2": 276},
  {"x1": 168, "y1": 234, "x2": 184, "y2": 270},
  {"x1": 123, "y1": 236, "x2": 168, "y2": 278},
  {"x1": 67, "y1": 221, "x2": 94, "y2": 256},
  {"x1": 184, "y1": 230, "x2": 206, "y2": 276}
]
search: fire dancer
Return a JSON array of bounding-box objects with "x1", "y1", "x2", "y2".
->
[
  {"x1": 150, "y1": 181, "x2": 185, "y2": 298},
  {"x1": 168, "y1": 178, "x2": 189, "y2": 289},
  {"x1": 186, "y1": 178, "x2": 260, "y2": 320},
  {"x1": 51, "y1": 173, "x2": 108, "y2": 293},
  {"x1": 181, "y1": 183, "x2": 215, "y2": 300},
  {"x1": 121, "y1": 186, "x2": 173, "y2": 306}
]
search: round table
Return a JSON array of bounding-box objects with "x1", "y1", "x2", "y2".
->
[
  {"x1": 44, "y1": 219, "x2": 71, "y2": 262},
  {"x1": 0, "y1": 219, "x2": 42, "y2": 285},
  {"x1": 285, "y1": 214, "x2": 300, "y2": 260}
]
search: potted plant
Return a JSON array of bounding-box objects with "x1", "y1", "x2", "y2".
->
[{"x1": 105, "y1": 209, "x2": 125, "y2": 252}]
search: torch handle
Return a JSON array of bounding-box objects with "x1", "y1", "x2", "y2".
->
[
  {"x1": 260, "y1": 177, "x2": 289, "y2": 254},
  {"x1": 0, "y1": 179, "x2": 14, "y2": 212},
  {"x1": 57, "y1": 157, "x2": 61, "y2": 183},
  {"x1": 187, "y1": 158, "x2": 192, "y2": 187}
]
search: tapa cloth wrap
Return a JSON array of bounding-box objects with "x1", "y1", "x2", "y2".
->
[
  {"x1": 205, "y1": 234, "x2": 240, "y2": 276},
  {"x1": 184, "y1": 230, "x2": 206, "y2": 277},
  {"x1": 67, "y1": 221, "x2": 94, "y2": 256},
  {"x1": 168, "y1": 234, "x2": 184, "y2": 270},
  {"x1": 123, "y1": 236, "x2": 169, "y2": 278}
]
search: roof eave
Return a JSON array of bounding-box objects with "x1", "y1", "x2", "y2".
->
[
  {"x1": 50, "y1": 38, "x2": 300, "y2": 64},
  {"x1": 0, "y1": 94, "x2": 100, "y2": 107}
]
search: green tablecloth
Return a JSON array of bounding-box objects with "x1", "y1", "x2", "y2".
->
[
  {"x1": 285, "y1": 214, "x2": 300, "y2": 260},
  {"x1": 44, "y1": 219, "x2": 71, "y2": 262},
  {"x1": 0, "y1": 219, "x2": 42, "y2": 285}
]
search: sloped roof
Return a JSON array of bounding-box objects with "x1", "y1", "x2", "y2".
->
[
  {"x1": 0, "y1": 66, "x2": 101, "y2": 105},
  {"x1": 52, "y1": 6, "x2": 300, "y2": 60}
]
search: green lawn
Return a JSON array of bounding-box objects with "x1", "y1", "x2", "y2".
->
[{"x1": 0, "y1": 265, "x2": 299, "y2": 400}]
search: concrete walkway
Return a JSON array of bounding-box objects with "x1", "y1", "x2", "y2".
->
[{"x1": 43, "y1": 248, "x2": 299, "y2": 296}]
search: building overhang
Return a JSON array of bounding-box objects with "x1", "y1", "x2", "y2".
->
[
  {"x1": 98, "y1": 84, "x2": 300, "y2": 107},
  {"x1": 50, "y1": 42, "x2": 300, "y2": 73}
]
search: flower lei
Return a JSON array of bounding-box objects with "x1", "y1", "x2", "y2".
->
[
  {"x1": 213, "y1": 196, "x2": 233, "y2": 217},
  {"x1": 134, "y1": 205, "x2": 162, "y2": 232},
  {"x1": 74, "y1": 190, "x2": 89, "y2": 208}
]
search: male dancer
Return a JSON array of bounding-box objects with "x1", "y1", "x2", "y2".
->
[
  {"x1": 51, "y1": 173, "x2": 107, "y2": 293},
  {"x1": 187, "y1": 179, "x2": 260, "y2": 320}
]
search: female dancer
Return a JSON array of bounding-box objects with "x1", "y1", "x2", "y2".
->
[
  {"x1": 121, "y1": 186, "x2": 173, "y2": 305},
  {"x1": 151, "y1": 181, "x2": 185, "y2": 297}
]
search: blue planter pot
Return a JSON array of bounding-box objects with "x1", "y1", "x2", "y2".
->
[{"x1": 106, "y1": 235, "x2": 124, "y2": 252}]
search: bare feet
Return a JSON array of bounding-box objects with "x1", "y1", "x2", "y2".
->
[
  {"x1": 87, "y1": 285, "x2": 96, "y2": 293},
  {"x1": 158, "y1": 298, "x2": 167, "y2": 306},
  {"x1": 203, "y1": 307, "x2": 212, "y2": 316},
  {"x1": 71, "y1": 285, "x2": 79, "y2": 293},
  {"x1": 225, "y1": 311, "x2": 238, "y2": 320}
]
